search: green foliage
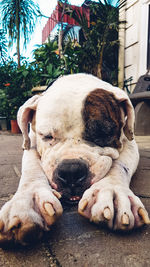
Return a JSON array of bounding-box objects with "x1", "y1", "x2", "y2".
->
[
  {"x1": 33, "y1": 40, "x2": 59, "y2": 68},
  {"x1": 42, "y1": 64, "x2": 63, "y2": 85},
  {"x1": 0, "y1": 60, "x2": 35, "y2": 119},
  {"x1": 32, "y1": 39, "x2": 61, "y2": 85},
  {"x1": 63, "y1": 38, "x2": 81, "y2": 74},
  {"x1": 32, "y1": 38, "x2": 80, "y2": 85},
  {"x1": 67, "y1": 0, "x2": 126, "y2": 84}
]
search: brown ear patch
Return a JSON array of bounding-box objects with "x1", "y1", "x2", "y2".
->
[{"x1": 82, "y1": 88, "x2": 123, "y2": 148}]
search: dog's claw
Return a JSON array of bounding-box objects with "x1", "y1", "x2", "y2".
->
[
  {"x1": 79, "y1": 199, "x2": 88, "y2": 212},
  {"x1": 138, "y1": 207, "x2": 150, "y2": 224},
  {"x1": 121, "y1": 213, "x2": 129, "y2": 226},
  {"x1": 0, "y1": 220, "x2": 4, "y2": 231},
  {"x1": 52, "y1": 190, "x2": 61, "y2": 199},
  {"x1": 8, "y1": 216, "x2": 21, "y2": 231},
  {"x1": 44, "y1": 202, "x2": 55, "y2": 217},
  {"x1": 103, "y1": 207, "x2": 111, "y2": 220}
]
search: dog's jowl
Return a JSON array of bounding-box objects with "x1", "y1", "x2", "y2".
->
[{"x1": 0, "y1": 74, "x2": 149, "y2": 246}]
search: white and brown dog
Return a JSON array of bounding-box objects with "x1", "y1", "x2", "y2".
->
[{"x1": 0, "y1": 73, "x2": 149, "y2": 245}]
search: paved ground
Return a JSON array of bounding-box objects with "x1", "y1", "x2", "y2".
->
[{"x1": 0, "y1": 132, "x2": 150, "y2": 267}]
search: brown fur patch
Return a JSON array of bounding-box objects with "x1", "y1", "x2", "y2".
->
[{"x1": 82, "y1": 89, "x2": 123, "y2": 148}]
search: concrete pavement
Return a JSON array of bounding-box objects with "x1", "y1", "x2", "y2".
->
[{"x1": 0, "y1": 132, "x2": 150, "y2": 267}]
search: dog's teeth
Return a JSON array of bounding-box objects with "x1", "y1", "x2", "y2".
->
[
  {"x1": 79, "y1": 199, "x2": 88, "y2": 211},
  {"x1": 70, "y1": 196, "x2": 80, "y2": 201},
  {"x1": 138, "y1": 207, "x2": 150, "y2": 224},
  {"x1": 0, "y1": 220, "x2": 4, "y2": 231},
  {"x1": 121, "y1": 213, "x2": 129, "y2": 226},
  {"x1": 44, "y1": 203, "x2": 55, "y2": 217},
  {"x1": 103, "y1": 207, "x2": 111, "y2": 220}
]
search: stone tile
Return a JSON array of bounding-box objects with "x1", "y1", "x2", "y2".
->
[
  {"x1": 131, "y1": 153, "x2": 150, "y2": 197},
  {"x1": 47, "y1": 201, "x2": 150, "y2": 267},
  {"x1": 0, "y1": 242, "x2": 54, "y2": 267},
  {"x1": 0, "y1": 163, "x2": 21, "y2": 199}
]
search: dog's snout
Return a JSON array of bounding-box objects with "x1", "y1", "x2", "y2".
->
[{"x1": 56, "y1": 159, "x2": 88, "y2": 186}]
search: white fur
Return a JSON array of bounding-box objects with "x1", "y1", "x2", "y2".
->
[{"x1": 0, "y1": 74, "x2": 148, "y2": 244}]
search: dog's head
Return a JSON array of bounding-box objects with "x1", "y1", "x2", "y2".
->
[{"x1": 17, "y1": 74, "x2": 135, "y2": 204}]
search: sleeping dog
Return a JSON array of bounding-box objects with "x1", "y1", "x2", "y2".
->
[{"x1": 0, "y1": 73, "x2": 149, "y2": 245}]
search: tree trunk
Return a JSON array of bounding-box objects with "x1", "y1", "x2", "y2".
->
[
  {"x1": 97, "y1": 65, "x2": 102, "y2": 79},
  {"x1": 97, "y1": 30, "x2": 107, "y2": 79},
  {"x1": 58, "y1": 26, "x2": 63, "y2": 59},
  {"x1": 16, "y1": 0, "x2": 21, "y2": 68},
  {"x1": 17, "y1": 27, "x2": 21, "y2": 68},
  {"x1": 58, "y1": 0, "x2": 68, "y2": 59},
  {"x1": 97, "y1": 48, "x2": 103, "y2": 79}
]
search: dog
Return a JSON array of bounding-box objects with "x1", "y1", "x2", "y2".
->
[{"x1": 0, "y1": 73, "x2": 149, "y2": 245}]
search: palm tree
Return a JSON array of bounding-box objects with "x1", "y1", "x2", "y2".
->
[
  {"x1": 89, "y1": 0, "x2": 126, "y2": 79},
  {"x1": 68, "y1": 0, "x2": 126, "y2": 83},
  {"x1": 0, "y1": 0, "x2": 42, "y2": 68},
  {"x1": 0, "y1": 29, "x2": 7, "y2": 64}
]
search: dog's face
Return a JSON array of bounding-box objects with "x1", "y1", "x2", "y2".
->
[{"x1": 17, "y1": 74, "x2": 134, "y2": 204}]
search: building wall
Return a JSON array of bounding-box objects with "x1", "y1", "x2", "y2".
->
[
  {"x1": 118, "y1": 0, "x2": 150, "y2": 91},
  {"x1": 42, "y1": 3, "x2": 90, "y2": 43}
]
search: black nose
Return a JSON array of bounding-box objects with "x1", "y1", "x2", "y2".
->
[{"x1": 56, "y1": 159, "x2": 88, "y2": 187}]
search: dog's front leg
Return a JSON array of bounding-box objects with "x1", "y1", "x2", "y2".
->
[
  {"x1": 0, "y1": 148, "x2": 63, "y2": 246},
  {"x1": 78, "y1": 139, "x2": 150, "y2": 230}
]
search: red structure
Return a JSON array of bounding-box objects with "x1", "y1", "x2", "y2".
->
[{"x1": 42, "y1": 2, "x2": 90, "y2": 43}]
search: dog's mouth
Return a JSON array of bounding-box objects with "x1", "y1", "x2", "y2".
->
[{"x1": 61, "y1": 195, "x2": 81, "y2": 205}]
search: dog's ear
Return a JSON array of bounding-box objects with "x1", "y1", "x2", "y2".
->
[
  {"x1": 114, "y1": 89, "x2": 135, "y2": 141},
  {"x1": 17, "y1": 95, "x2": 41, "y2": 150},
  {"x1": 119, "y1": 98, "x2": 135, "y2": 141}
]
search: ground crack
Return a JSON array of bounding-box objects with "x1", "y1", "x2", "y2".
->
[
  {"x1": 138, "y1": 194, "x2": 150, "y2": 199},
  {"x1": 44, "y1": 241, "x2": 62, "y2": 267}
]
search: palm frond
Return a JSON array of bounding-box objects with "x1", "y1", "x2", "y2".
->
[{"x1": 0, "y1": 0, "x2": 42, "y2": 46}]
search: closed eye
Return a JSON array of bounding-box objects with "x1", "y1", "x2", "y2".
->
[
  {"x1": 39, "y1": 133, "x2": 53, "y2": 142},
  {"x1": 37, "y1": 131, "x2": 54, "y2": 141},
  {"x1": 44, "y1": 135, "x2": 53, "y2": 140}
]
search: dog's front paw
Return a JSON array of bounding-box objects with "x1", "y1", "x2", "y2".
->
[
  {"x1": 78, "y1": 180, "x2": 150, "y2": 230},
  {"x1": 0, "y1": 188, "x2": 63, "y2": 246}
]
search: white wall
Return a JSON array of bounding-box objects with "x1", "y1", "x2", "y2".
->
[{"x1": 119, "y1": 0, "x2": 150, "y2": 91}]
